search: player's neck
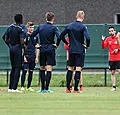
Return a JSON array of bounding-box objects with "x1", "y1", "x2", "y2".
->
[
  {"x1": 77, "y1": 18, "x2": 83, "y2": 22},
  {"x1": 27, "y1": 32, "x2": 32, "y2": 35},
  {"x1": 47, "y1": 21, "x2": 54, "y2": 24}
]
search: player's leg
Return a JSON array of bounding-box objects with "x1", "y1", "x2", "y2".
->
[
  {"x1": 45, "y1": 65, "x2": 53, "y2": 92},
  {"x1": 27, "y1": 58, "x2": 36, "y2": 91},
  {"x1": 8, "y1": 67, "x2": 15, "y2": 92},
  {"x1": 109, "y1": 61, "x2": 116, "y2": 91},
  {"x1": 69, "y1": 67, "x2": 74, "y2": 91},
  {"x1": 12, "y1": 45, "x2": 22, "y2": 92},
  {"x1": 80, "y1": 72, "x2": 84, "y2": 91},
  {"x1": 70, "y1": 73, "x2": 74, "y2": 90},
  {"x1": 21, "y1": 62, "x2": 28, "y2": 91},
  {"x1": 111, "y1": 70, "x2": 116, "y2": 91},
  {"x1": 66, "y1": 53, "x2": 75, "y2": 92},
  {"x1": 12, "y1": 67, "x2": 21, "y2": 90},
  {"x1": 26, "y1": 70, "x2": 34, "y2": 91},
  {"x1": 66, "y1": 66, "x2": 74, "y2": 92},
  {"x1": 8, "y1": 47, "x2": 15, "y2": 92},
  {"x1": 74, "y1": 53, "x2": 84, "y2": 93},
  {"x1": 37, "y1": 52, "x2": 46, "y2": 92},
  {"x1": 21, "y1": 70, "x2": 27, "y2": 91},
  {"x1": 45, "y1": 49, "x2": 56, "y2": 92},
  {"x1": 74, "y1": 66, "x2": 82, "y2": 93}
]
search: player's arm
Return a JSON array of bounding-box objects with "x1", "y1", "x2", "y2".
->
[
  {"x1": 116, "y1": 32, "x2": 120, "y2": 46},
  {"x1": 35, "y1": 46, "x2": 39, "y2": 64},
  {"x1": 60, "y1": 27, "x2": 69, "y2": 45},
  {"x1": 31, "y1": 26, "x2": 39, "y2": 38},
  {"x1": 83, "y1": 26, "x2": 90, "y2": 48},
  {"x1": 54, "y1": 27, "x2": 61, "y2": 48},
  {"x1": 35, "y1": 36, "x2": 39, "y2": 64},
  {"x1": 30, "y1": 26, "x2": 39, "y2": 45},
  {"x1": 101, "y1": 35, "x2": 108, "y2": 49},
  {"x1": 24, "y1": 56, "x2": 27, "y2": 62},
  {"x1": 20, "y1": 31, "x2": 25, "y2": 48},
  {"x1": 2, "y1": 29, "x2": 11, "y2": 47}
]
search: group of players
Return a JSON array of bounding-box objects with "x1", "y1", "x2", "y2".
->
[{"x1": 1, "y1": 10, "x2": 120, "y2": 93}]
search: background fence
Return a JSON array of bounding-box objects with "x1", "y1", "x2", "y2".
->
[{"x1": 0, "y1": 24, "x2": 120, "y2": 86}]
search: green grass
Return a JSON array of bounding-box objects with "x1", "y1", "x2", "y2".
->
[
  {"x1": 0, "y1": 87, "x2": 120, "y2": 115},
  {"x1": 1, "y1": 73, "x2": 120, "y2": 87}
]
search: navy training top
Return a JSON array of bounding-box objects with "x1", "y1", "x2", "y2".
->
[
  {"x1": 2, "y1": 24, "x2": 25, "y2": 47},
  {"x1": 31, "y1": 22, "x2": 61, "y2": 52},
  {"x1": 24, "y1": 33, "x2": 38, "y2": 58},
  {"x1": 60, "y1": 20, "x2": 90, "y2": 54}
]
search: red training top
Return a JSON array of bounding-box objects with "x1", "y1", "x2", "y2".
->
[
  {"x1": 102, "y1": 35, "x2": 120, "y2": 61},
  {"x1": 64, "y1": 37, "x2": 69, "y2": 60}
]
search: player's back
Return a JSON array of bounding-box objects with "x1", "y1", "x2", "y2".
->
[
  {"x1": 39, "y1": 23, "x2": 56, "y2": 44},
  {"x1": 7, "y1": 24, "x2": 23, "y2": 45},
  {"x1": 67, "y1": 21, "x2": 85, "y2": 44},
  {"x1": 66, "y1": 21, "x2": 86, "y2": 54}
]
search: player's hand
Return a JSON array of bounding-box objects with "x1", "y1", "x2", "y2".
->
[
  {"x1": 35, "y1": 58, "x2": 38, "y2": 64},
  {"x1": 112, "y1": 49, "x2": 119, "y2": 54},
  {"x1": 53, "y1": 44, "x2": 58, "y2": 48},
  {"x1": 35, "y1": 44, "x2": 41, "y2": 49},
  {"x1": 24, "y1": 56, "x2": 27, "y2": 62},
  {"x1": 82, "y1": 44, "x2": 88, "y2": 49},
  {"x1": 102, "y1": 35, "x2": 106, "y2": 40}
]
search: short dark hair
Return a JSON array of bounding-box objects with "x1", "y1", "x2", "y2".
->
[
  {"x1": 14, "y1": 14, "x2": 23, "y2": 24},
  {"x1": 108, "y1": 26, "x2": 115, "y2": 30},
  {"x1": 45, "y1": 12, "x2": 54, "y2": 21}
]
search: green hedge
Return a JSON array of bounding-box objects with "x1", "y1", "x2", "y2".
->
[{"x1": 0, "y1": 73, "x2": 120, "y2": 87}]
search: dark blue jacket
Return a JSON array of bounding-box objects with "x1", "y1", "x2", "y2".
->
[
  {"x1": 24, "y1": 33, "x2": 38, "y2": 57},
  {"x1": 31, "y1": 22, "x2": 61, "y2": 52},
  {"x1": 2, "y1": 24, "x2": 25, "y2": 47},
  {"x1": 60, "y1": 21, "x2": 90, "y2": 54}
]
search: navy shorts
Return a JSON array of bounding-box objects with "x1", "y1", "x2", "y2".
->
[
  {"x1": 68, "y1": 53, "x2": 85, "y2": 67},
  {"x1": 109, "y1": 61, "x2": 120, "y2": 70},
  {"x1": 23, "y1": 56, "x2": 35, "y2": 70},
  {"x1": 10, "y1": 44, "x2": 22, "y2": 68},
  {"x1": 40, "y1": 49, "x2": 56, "y2": 66}
]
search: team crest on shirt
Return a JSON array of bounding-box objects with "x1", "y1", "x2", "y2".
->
[
  {"x1": 28, "y1": 37, "x2": 30, "y2": 41},
  {"x1": 108, "y1": 41, "x2": 112, "y2": 45}
]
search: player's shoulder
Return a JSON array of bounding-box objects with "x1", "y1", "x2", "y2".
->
[
  {"x1": 8, "y1": 24, "x2": 16, "y2": 28},
  {"x1": 8, "y1": 24, "x2": 21, "y2": 30},
  {"x1": 106, "y1": 36, "x2": 111, "y2": 39}
]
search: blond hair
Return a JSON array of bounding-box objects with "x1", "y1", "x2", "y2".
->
[{"x1": 76, "y1": 11, "x2": 84, "y2": 18}]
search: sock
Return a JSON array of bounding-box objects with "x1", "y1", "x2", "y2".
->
[
  {"x1": 40, "y1": 70, "x2": 45, "y2": 90},
  {"x1": 46, "y1": 71, "x2": 52, "y2": 90},
  {"x1": 21, "y1": 70, "x2": 27, "y2": 87},
  {"x1": 74, "y1": 71, "x2": 81, "y2": 91},
  {"x1": 80, "y1": 85, "x2": 83, "y2": 88},
  {"x1": 113, "y1": 86, "x2": 116, "y2": 89},
  {"x1": 66, "y1": 70, "x2": 73, "y2": 90},
  {"x1": 9, "y1": 67, "x2": 15, "y2": 89},
  {"x1": 27, "y1": 71, "x2": 33, "y2": 88},
  {"x1": 12, "y1": 68, "x2": 21, "y2": 90}
]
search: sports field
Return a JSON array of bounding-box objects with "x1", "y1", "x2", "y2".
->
[{"x1": 0, "y1": 87, "x2": 120, "y2": 115}]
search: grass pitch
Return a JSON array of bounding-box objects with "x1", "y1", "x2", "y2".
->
[{"x1": 0, "y1": 87, "x2": 120, "y2": 115}]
